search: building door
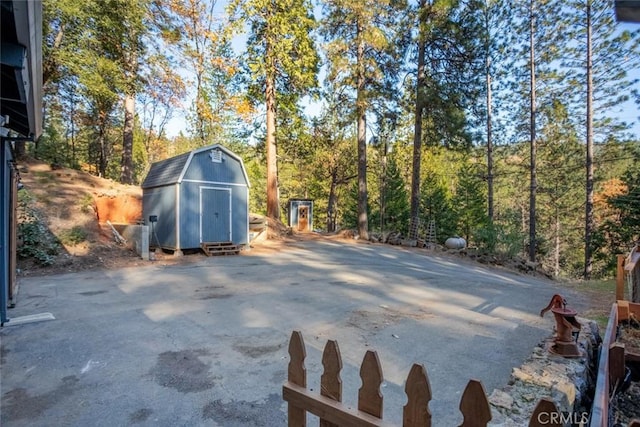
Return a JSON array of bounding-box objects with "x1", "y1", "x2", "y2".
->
[
  {"x1": 298, "y1": 206, "x2": 309, "y2": 232},
  {"x1": 200, "y1": 187, "x2": 231, "y2": 243}
]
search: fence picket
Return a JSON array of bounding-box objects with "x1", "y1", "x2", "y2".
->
[
  {"x1": 320, "y1": 340, "x2": 342, "y2": 427},
  {"x1": 283, "y1": 331, "x2": 569, "y2": 426},
  {"x1": 358, "y1": 350, "x2": 384, "y2": 419},
  {"x1": 609, "y1": 343, "x2": 626, "y2": 389},
  {"x1": 287, "y1": 330, "x2": 307, "y2": 427},
  {"x1": 458, "y1": 379, "x2": 491, "y2": 427},
  {"x1": 402, "y1": 364, "x2": 432, "y2": 427},
  {"x1": 528, "y1": 398, "x2": 561, "y2": 427}
]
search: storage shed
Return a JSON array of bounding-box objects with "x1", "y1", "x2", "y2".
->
[
  {"x1": 288, "y1": 199, "x2": 313, "y2": 232},
  {"x1": 141, "y1": 145, "x2": 250, "y2": 254}
]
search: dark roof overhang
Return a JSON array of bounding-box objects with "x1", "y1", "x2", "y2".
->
[
  {"x1": 0, "y1": 0, "x2": 43, "y2": 139},
  {"x1": 616, "y1": 0, "x2": 640, "y2": 22}
]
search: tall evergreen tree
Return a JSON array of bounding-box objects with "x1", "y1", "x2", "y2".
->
[
  {"x1": 311, "y1": 86, "x2": 357, "y2": 232},
  {"x1": 562, "y1": 0, "x2": 640, "y2": 278},
  {"x1": 500, "y1": 0, "x2": 564, "y2": 262},
  {"x1": 321, "y1": 0, "x2": 408, "y2": 240},
  {"x1": 229, "y1": 0, "x2": 319, "y2": 221},
  {"x1": 454, "y1": 161, "x2": 487, "y2": 244},
  {"x1": 408, "y1": 0, "x2": 484, "y2": 239},
  {"x1": 96, "y1": 0, "x2": 149, "y2": 184},
  {"x1": 537, "y1": 100, "x2": 583, "y2": 277}
]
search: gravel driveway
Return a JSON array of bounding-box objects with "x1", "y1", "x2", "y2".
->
[{"x1": 1, "y1": 237, "x2": 588, "y2": 426}]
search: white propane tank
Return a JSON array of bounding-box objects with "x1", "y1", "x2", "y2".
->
[{"x1": 444, "y1": 237, "x2": 466, "y2": 249}]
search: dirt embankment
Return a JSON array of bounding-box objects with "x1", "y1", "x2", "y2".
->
[
  {"x1": 16, "y1": 160, "x2": 147, "y2": 275},
  {"x1": 14, "y1": 160, "x2": 299, "y2": 275}
]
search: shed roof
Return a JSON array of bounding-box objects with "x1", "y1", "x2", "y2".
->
[{"x1": 141, "y1": 144, "x2": 249, "y2": 189}]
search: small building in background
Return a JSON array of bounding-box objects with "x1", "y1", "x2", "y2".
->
[
  {"x1": 288, "y1": 199, "x2": 313, "y2": 232},
  {"x1": 141, "y1": 145, "x2": 250, "y2": 254}
]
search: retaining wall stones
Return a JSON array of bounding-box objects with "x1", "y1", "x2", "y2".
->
[{"x1": 489, "y1": 318, "x2": 600, "y2": 426}]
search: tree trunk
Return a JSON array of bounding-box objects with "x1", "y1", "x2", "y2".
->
[
  {"x1": 121, "y1": 93, "x2": 135, "y2": 184},
  {"x1": 98, "y1": 116, "x2": 108, "y2": 178},
  {"x1": 528, "y1": 0, "x2": 537, "y2": 263},
  {"x1": 554, "y1": 205, "x2": 560, "y2": 277},
  {"x1": 356, "y1": 23, "x2": 368, "y2": 240},
  {"x1": 265, "y1": 72, "x2": 280, "y2": 220},
  {"x1": 409, "y1": 0, "x2": 426, "y2": 240},
  {"x1": 43, "y1": 25, "x2": 65, "y2": 86},
  {"x1": 584, "y1": 1, "x2": 594, "y2": 280},
  {"x1": 486, "y1": 56, "x2": 494, "y2": 223},
  {"x1": 327, "y1": 168, "x2": 338, "y2": 232}
]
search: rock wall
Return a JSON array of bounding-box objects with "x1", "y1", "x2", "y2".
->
[{"x1": 489, "y1": 318, "x2": 600, "y2": 426}]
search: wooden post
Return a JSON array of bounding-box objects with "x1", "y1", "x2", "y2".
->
[
  {"x1": 403, "y1": 364, "x2": 432, "y2": 427},
  {"x1": 287, "y1": 331, "x2": 307, "y2": 427},
  {"x1": 320, "y1": 340, "x2": 342, "y2": 427},
  {"x1": 609, "y1": 343, "x2": 626, "y2": 391},
  {"x1": 459, "y1": 379, "x2": 491, "y2": 427},
  {"x1": 634, "y1": 263, "x2": 640, "y2": 303},
  {"x1": 617, "y1": 254, "x2": 625, "y2": 301},
  {"x1": 618, "y1": 300, "x2": 630, "y2": 322},
  {"x1": 358, "y1": 350, "x2": 384, "y2": 419}
]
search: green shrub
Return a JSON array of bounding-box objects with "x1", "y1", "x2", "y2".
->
[
  {"x1": 17, "y1": 190, "x2": 60, "y2": 266},
  {"x1": 59, "y1": 226, "x2": 87, "y2": 245},
  {"x1": 17, "y1": 221, "x2": 58, "y2": 266},
  {"x1": 79, "y1": 193, "x2": 95, "y2": 214}
]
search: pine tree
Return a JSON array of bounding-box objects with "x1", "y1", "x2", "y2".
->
[
  {"x1": 229, "y1": 0, "x2": 319, "y2": 221},
  {"x1": 321, "y1": 0, "x2": 409, "y2": 240},
  {"x1": 408, "y1": 0, "x2": 484, "y2": 239},
  {"x1": 454, "y1": 161, "x2": 487, "y2": 244},
  {"x1": 562, "y1": 0, "x2": 640, "y2": 278},
  {"x1": 499, "y1": 0, "x2": 564, "y2": 262},
  {"x1": 537, "y1": 100, "x2": 583, "y2": 277}
]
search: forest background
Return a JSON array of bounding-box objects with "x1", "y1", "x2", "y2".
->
[{"x1": 27, "y1": 0, "x2": 640, "y2": 279}]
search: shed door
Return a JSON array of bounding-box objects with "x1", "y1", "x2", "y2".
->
[
  {"x1": 200, "y1": 187, "x2": 231, "y2": 243},
  {"x1": 298, "y1": 206, "x2": 309, "y2": 232}
]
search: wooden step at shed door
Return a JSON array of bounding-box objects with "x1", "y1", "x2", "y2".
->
[{"x1": 201, "y1": 242, "x2": 240, "y2": 256}]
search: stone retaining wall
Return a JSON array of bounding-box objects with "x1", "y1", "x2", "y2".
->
[{"x1": 489, "y1": 318, "x2": 600, "y2": 426}]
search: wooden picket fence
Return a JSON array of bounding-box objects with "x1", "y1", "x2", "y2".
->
[
  {"x1": 590, "y1": 301, "x2": 640, "y2": 427},
  {"x1": 282, "y1": 330, "x2": 564, "y2": 427}
]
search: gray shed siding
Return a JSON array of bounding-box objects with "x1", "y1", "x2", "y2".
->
[
  {"x1": 143, "y1": 186, "x2": 177, "y2": 249},
  {"x1": 142, "y1": 145, "x2": 249, "y2": 251},
  {"x1": 182, "y1": 149, "x2": 246, "y2": 185}
]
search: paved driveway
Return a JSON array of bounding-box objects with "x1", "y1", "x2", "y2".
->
[{"x1": 1, "y1": 238, "x2": 587, "y2": 426}]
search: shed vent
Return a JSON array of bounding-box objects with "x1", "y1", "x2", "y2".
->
[{"x1": 209, "y1": 149, "x2": 222, "y2": 163}]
